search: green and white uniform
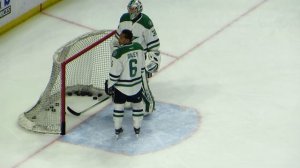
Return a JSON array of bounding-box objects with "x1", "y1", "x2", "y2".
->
[
  {"x1": 108, "y1": 42, "x2": 145, "y2": 133},
  {"x1": 114, "y1": 13, "x2": 160, "y2": 54},
  {"x1": 108, "y1": 42, "x2": 145, "y2": 96},
  {"x1": 112, "y1": 13, "x2": 160, "y2": 114}
]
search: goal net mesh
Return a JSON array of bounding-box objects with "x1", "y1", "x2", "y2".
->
[{"x1": 18, "y1": 30, "x2": 116, "y2": 134}]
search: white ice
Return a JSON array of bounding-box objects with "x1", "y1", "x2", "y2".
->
[{"x1": 0, "y1": 0, "x2": 300, "y2": 167}]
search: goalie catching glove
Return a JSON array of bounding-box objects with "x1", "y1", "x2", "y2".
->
[
  {"x1": 145, "y1": 51, "x2": 160, "y2": 73},
  {"x1": 105, "y1": 80, "x2": 114, "y2": 96}
]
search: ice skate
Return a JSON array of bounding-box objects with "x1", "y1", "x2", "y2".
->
[
  {"x1": 134, "y1": 127, "x2": 140, "y2": 138},
  {"x1": 115, "y1": 128, "x2": 123, "y2": 140}
]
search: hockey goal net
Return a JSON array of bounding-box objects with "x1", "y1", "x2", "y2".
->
[{"x1": 18, "y1": 30, "x2": 116, "y2": 135}]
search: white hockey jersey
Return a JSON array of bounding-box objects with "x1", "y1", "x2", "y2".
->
[
  {"x1": 108, "y1": 42, "x2": 145, "y2": 96},
  {"x1": 114, "y1": 13, "x2": 160, "y2": 53}
]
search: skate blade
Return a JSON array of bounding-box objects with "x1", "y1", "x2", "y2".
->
[{"x1": 115, "y1": 134, "x2": 121, "y2": 140}]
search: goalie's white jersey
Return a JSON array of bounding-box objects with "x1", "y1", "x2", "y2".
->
[
  {"x1": 108, "y1": 42, "x2": 145, "y2": 96},
  {"x1": 115, "y1": 13, "x2": 160, "y2": 53}
]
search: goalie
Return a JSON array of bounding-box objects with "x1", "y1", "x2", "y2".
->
[{"x1": 111, "y1": 0, "x2": 161, "y2": 115}]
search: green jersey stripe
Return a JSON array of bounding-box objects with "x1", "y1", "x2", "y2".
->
[
  {"x1": 118, "y1": 76, "x2": 142, "y2": 83},
  {"x1": 115, "y1": 80, "x2": 142, "y2": 87},
  {"x1": 148, "y1": 43, "x2": 160, "y2": 50},
  {"x1": 147, "y1": 39, "x2": 159, "y2": 47},
  {"x1": 109, "y1": 73, "x2": 120, "y2": 78}
]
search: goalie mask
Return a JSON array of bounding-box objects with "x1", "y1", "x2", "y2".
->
[{"x1": 127, "y1": 0, "x2": 143, "y2": 20}]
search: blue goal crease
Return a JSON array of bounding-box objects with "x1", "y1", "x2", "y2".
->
[{"x1": 60, "y1": 102, "x2": 200, "y2": 155}]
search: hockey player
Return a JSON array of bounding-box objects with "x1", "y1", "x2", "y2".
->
[
  {"x1": 111, "y1": 0, "x2": 161, "y2": 115},
  {"x1": 105, "y1": 29, "x2": 145, "y2": 138}
]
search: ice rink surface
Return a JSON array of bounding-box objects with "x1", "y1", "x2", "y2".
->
[{"x1": 0, "y1": 0, "x2": 300, "y2": 167}]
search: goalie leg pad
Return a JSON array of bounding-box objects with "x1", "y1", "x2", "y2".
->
[{"x1": 141, "y1": 72, "x2": 155, "y2": 114}]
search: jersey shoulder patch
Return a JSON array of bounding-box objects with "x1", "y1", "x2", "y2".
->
[
  {"x1": 132, "y1": 42, "x2": 143, "y2": 50},
  {"x1": 137, "y1": 13, "x2": 154, "y2": 29},
  {"x1": 112, "y1": 50, "x2": 120, "y2": 59},
  {"x1": 113, "y1": 46, "x2": 130, "y2": 59},
  {"x1": 120, "y1": 13, "x2": 131, "y2": 22}
]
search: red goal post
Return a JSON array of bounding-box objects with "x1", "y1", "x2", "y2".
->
[
  {"x1": 18, "y1": 30, "x2": 116, "y2": 135},
  {"x1": 60, "y1": 30, "x2": 116, "y2": 135}
]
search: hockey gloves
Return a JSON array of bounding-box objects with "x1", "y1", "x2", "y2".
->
[
  {"x1": 145, "y1": 51, "x2": 160, "y2": 73},
  {"x1": 105, "y1": 80, "x2": 114, "y2": 96}
]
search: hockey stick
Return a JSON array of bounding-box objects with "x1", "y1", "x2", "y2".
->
[{"x1": 67, "y1": 95, "x2": 110, "y2": 116}]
